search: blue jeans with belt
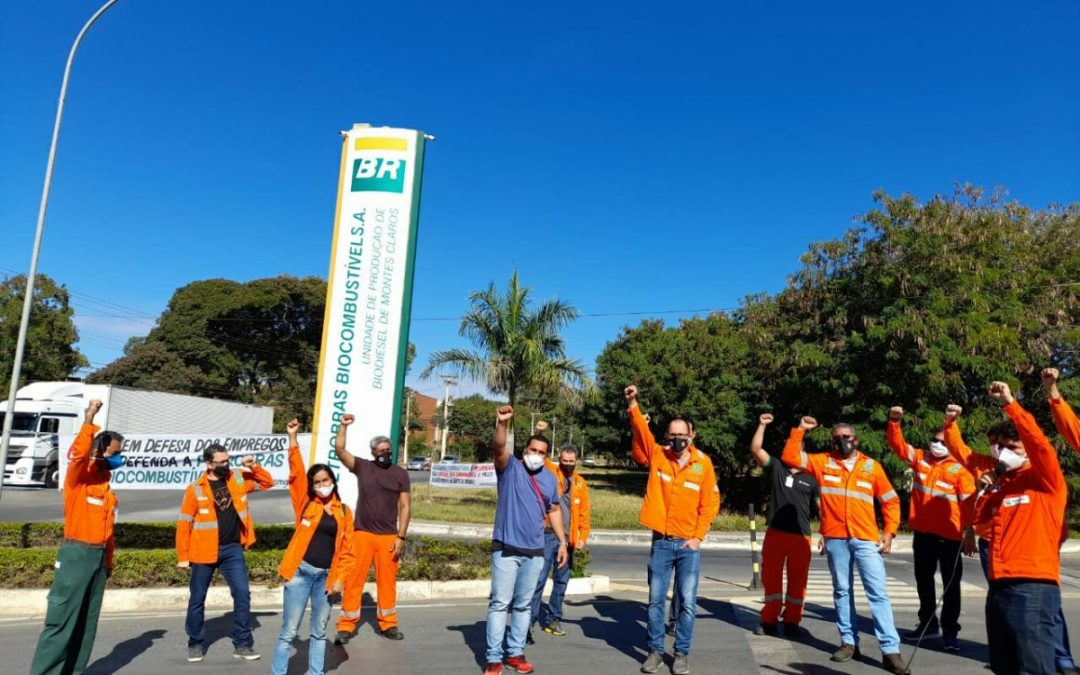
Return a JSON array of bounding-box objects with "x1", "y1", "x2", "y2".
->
[
  {"x1": 186, "y1": 543, "x2": 252, "y2": 649},
  {"x1": 647, "y1": 536, "x2": 701, "y2": 655},
  {"x1": 824, "y1": 537, "x2": 900, "y2": 654}
]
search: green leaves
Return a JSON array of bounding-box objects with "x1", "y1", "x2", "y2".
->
[{"x1": 0, "y1": 274, "x2": 87, "y2": 391}]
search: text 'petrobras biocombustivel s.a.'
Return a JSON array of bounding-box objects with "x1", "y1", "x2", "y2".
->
[{"x1": 311, "y1": 124, "x2": 427, "y2": 508}]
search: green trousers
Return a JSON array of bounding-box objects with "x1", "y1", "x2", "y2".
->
[{"x1": 29, "y1": 541, "x2": 108, "y2": 675}]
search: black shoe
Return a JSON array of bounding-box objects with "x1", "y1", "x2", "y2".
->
[
  {"x1": 334, "y1": 630, "x2": 353, "y2": 646},
  {"x1": 831, "y1": 644, "x2": 861, "y2": 662},
  {"x1": 942, "y1": 635, "x2": 959, "y2": 653},
  {"x1": 753, "y1": 623, "x2": 778, "y2": 637},
  {"x1": 382, "y1": 627, "x2": 404, "y2": 641},
  {"x1": 666, "y1": 622, "x2": 676, "y2": 637},
  {"x1": 782, "y1": 623, "x2": 805, "y2": 639},
  {"x1": 526, "y1": 629, "x2": 535, "y2": 645},
  {"x1": 903, "y1": 622, "x2": 940, "y2": 642}
]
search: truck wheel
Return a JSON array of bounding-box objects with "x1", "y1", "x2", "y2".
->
[{"x1": 45, "y1": 462, "x2": 59, "y2": 489}]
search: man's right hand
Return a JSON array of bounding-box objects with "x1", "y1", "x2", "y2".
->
[
  {"x1": 86, "y1": 399, "x2": 103, "y2": 422},
  {"x1": 286, "y1": 418, "x2": 301, "y2": 438},
  {"x1": 1043, "y1": 367, "x2": 1060, "y2": 388},
  {"x1": 944, "y1": 404, "x2": 962, "y2": 421},
  {"x1": 888, "y1": 406, "x2": 903, "y2": 421},
  {"x1": 341, "y1": 414, "x2": 355, "y2": 427},
  {"x1": 759, "y1": 413, "x2": 773, "y2": 426},
  {"x1": 798, "y1": 416, "x2": 817, "y2": 431},
  {"x1": 178, "y1": 561, "x2": 190, "y2": 571},
  {"x1": 496, "y1": 405, "x2": 514, "y2": 425},
  {"x1": 624, "y1": 385, "x2": 638, "y2": 408}
]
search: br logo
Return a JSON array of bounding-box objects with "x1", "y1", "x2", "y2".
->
[{"x1": 351, "y1": 156, "x2": 406, "y2": 193}]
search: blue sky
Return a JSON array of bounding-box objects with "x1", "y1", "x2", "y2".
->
[{"x1": 2, "y1": 1, "x2": 1078, "y2": 402}]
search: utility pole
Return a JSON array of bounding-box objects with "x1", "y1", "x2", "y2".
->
[{"x1": 439, "y1": 375, "x2": 455, "y2": 460}]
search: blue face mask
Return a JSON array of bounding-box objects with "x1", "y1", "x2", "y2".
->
[{"x1": 104, "y1": 454, "x2": 124, "y2": 470}]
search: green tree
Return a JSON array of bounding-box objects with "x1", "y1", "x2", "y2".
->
[
  {"x1": 0, "y1": 274, "x2": 87, "y2": 391},
  {"x1": 421, "y1": 271, "x2": 594, "y2": 449}
]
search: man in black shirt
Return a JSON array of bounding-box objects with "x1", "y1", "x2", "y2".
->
[{"x1": 750, "y1": 413, "x2": 819, "y2": 638}]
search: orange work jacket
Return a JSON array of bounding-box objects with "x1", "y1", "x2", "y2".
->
[
  {"x1": 781, "y1": 428, "x2": 900, "y2": 542},
  {"x1": 277, "y1": 444, "x2": 356, "y2": 587},
  {"x1": 886, "y1": 421, "x2": 975, "y2": 541},
  {"x1": 176, "y1": 464, "x2": 273, "y2": 564},
  {"x1": 544, "y1": 460, "x2": 591, "y2": 548},
  {"x1": 64, "y1": 423, "x2": 118, "y2": 569},
  {"x1": 972, "y1": 400, "x2": 1067, "y2": 583},
  {"x1": 942, "y1": 419, "x2": 998, "y2": 540},
  {"x1": 629, "y1": 406, "x2": 720, "y2": 540},
  {"x1": 1050, "y1": 396, "x2": 1080, "y2": 452}
]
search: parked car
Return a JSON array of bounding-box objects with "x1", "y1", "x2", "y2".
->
[
  {"x1": 581, "y1": 458, "x2": 598, "y2": 468},
  {"x1": 440, "y1": 455, "x2": 461, "y2": 464},
  {"x1": 406, "y1": 456, "x2": 431, "y2": 471}
]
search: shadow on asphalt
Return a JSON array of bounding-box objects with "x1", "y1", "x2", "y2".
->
[
  {"x1": 447, "y1": 619, "x2": 488, "y2": 669},
  {"x1": 568, "y1": 594, "x2": 649, "y2": 663},
  {"x1": 84, "y1": 629, "x2": 166, "y2": 675}
]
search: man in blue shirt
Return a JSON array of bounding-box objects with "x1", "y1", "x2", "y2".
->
[{"x1": 484, "y1": 405, "x2": 569, "y2": 675}]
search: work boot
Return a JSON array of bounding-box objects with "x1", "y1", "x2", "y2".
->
[
  {"x1": 382, "y1": 627, "x2": 404, "y2": 640},
  {"x1": 641, "y1": 651, "x2": 664, "y2": 673},
  {"x1": 782, "y1": 623, "x2": 805, "y2": 639},
  {"x1": 672, "y1": 652, "x2": 690, "y2": 675},
  {"x1": 882, "y1": 653, "x2": 911, "y2": 674},
  {"x1": 334, "y1": 630, "x2": 353, "y2": 646},
  {"x1": 753, "y1": 623, "x2": 777, "y2": 636},
  {"x1": 830, "y1": 644, "x2": 861, "y2": 662}
]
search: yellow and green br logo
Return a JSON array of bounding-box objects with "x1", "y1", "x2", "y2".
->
[{"x1": 351, "y1": 137, "x2": 408, "y2": 193}]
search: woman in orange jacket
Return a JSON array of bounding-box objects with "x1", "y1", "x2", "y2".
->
[{"x1": 271, "y1": 419, "x2": 356, "y2": 675}]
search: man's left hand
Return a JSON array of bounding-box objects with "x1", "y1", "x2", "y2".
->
[
  {"x1": 556, "y1": 543, "x2": 569, "y2": 568},
  {"x1": 878, "y1": 533, "x2": 895, "y2": 555},
  {"x1": 391, "y1": 536, "x2": 405, "y2": 559},
  {"x1": 240, "y1": 455, "x2": 256, "y2": 468},
  {"x1": 680, "y1": 538, "x2": 702, "y2": 551}
]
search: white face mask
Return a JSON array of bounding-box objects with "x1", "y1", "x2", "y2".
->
[
  {"x1": 315, "y1": 485, "x2": 334, "y2": 498},
  {"x1": 997, "y1": 448, "x2": 1027, "y2": 472},
  {"x1": 989, "y1": 444, "x2": 1000, "y2": 460},
  {"x1": 523, "y1": 454, "x2": 545, "y2": 471},
  {"x1": 928, "y1": 441, "x2": 949, "y2": 459}
]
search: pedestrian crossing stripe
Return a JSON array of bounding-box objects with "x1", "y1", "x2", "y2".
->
[{"x1": 766, "y1": 562, "x2": 985, "y2": 609}]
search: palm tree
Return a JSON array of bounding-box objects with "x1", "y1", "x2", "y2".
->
[{"x1": 420, "y1": 271, "x2": 594, "y2": 450}]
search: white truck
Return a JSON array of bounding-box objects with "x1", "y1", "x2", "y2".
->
[{"x1": 1, "y1": 382, "x2": 275, "y2": 488}]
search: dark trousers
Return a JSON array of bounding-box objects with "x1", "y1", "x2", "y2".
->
[
  {"x1": 29, "y1": 541, "x2": 108, "y2": 675},
  {"x1": 987, "y1": 580, "x2": 1060, "y2": 675},
  {"x1": 185, "y1": 543, "x2": 253, "y2": 648},
  {"x1": 912, "y1": 530, "x2": 962, "y2": 636}
]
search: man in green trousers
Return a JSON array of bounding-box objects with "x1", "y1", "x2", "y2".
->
[{"x1": 29, "y1": 399, "x2": 123, "y2": 675}]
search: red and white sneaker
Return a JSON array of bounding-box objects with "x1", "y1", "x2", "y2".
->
[
  {"x1": 483, "y1": 662, "x2": 504, "y2": 675},
  {"x1": 505, "y1": 655, "x2": 535, "y2": 673}
]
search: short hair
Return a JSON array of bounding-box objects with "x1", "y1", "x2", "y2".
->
[
  {"x1": 831, "y1": 423, "x2": 856, "y2": 435},
  {"x1": 558, "y1": 444, "x2": 579, "y2": 457},
  {"x1": 370, "y1": 435, "x2": 392, "y2": 450},
  {"x1": 526, "y1": 434, "x2": 551, "y2": 453},
  {"x1": 95, "y1": 430, "x2": 124, "y2": 454},
  {"x1": 667, "y1": 416, "x2": 694, "y2": 433},
  {"x1": 203, "y1": 443, "x2": 228, "y2": 462},
  {"x1": 991, "y1": 422, "x2": 1021, "y2": 443}
]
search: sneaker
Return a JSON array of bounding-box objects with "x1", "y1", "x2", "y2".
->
[
  {"x1": 232, "y1": 646, "x2": 261, "y2": 661},
  {"x1": 830, "y1": 644, "x2": 861, "y2": 662},
  {"x1": 543, "y1": 621, "x2": 566, "y2": 637},
  {"x1": 641, "y1": 651, "x2": 664, "y2": 673},
  {"x1": 483, "y1": 663, "x2": 505, "y2": 675},
  {"x1": 882, "y1": 653, "x2": 911, "y2": 674},
  {"x1": 753, "y1": 623, "x2": 778, "y2": 636},
  {"x1": 382, "y1": 627, "x2": 404, "y2": 641},
  {"x1": 186, "y1": 646, "x2": 205, "y2": 663},
  {"x1": 782, "y1": 623, "x2": 805, "y2": 639},
  {"x1": 334, "y1": 630, "x2": 353, "y2": 646},
  {"x1": 903, "y1": 622, "x2": 940, "y2": 642},
  {"x1": 505, "y1": 655, "x2": 534, "y2": 674},
  {"x1": 672, "y1": 652, "x2": 690, "y2": 675},
  {"x1": 942, "y1": 635, "x2": 959, "y2": 653}
]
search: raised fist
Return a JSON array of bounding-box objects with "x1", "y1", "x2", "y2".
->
[
  {"x1": 759, "y1": 413, "x2": 774, "y2": 426},
  {"x1": 1042, "y1": 368, "x2": 1060, "y2": 387},
  {"x1": 340, "y1": 414, "x2": 355, "y2": 427},
  {"x1": 888, "y1": 406, "x2": 903, "y2": 421},
  {"x1": 799, "y1": 416, "x2": 818, "y2": 431},
  {"x1": 988, "y1": 381, "x2": 1014, "y2": 405},
  {"x1": 944, "y1": 404, "x2": 962, "y2": 421},
  {"x1": 286, "y1": 418, "x2": 301, "y2": 435},
  {"x1": 88, "y1": 399, "x2": 104, "y2": 413},
  {"x1": 496, "y1": 406, "x2": 514, "y2": 424},
  {"x1": 240, "y1": 454, "x2": 256, "y2": 468},
  {"x1": 643, "y1": 413, "x2": 651, "y2": 423},
  {"x1": 624, "y1": 385, "x2": 638, "y2": 402},
  {"x1": 535, "y1": 420, "x2": 549, "y2": 433}
]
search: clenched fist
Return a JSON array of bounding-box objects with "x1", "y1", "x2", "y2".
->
[
  {"x1": 759, "y1": 413, "x2": 774, "y2": 426},
  {"x1": 286, "y1": 418, "x2": 301, "y2": 435},
  {"x1": 624, "y1": 385, "x2": 638, "y2": 405},
  {"x1": 888, "y1": 406, "x2": 903, "y2": 421},
  {"x1": 496, "y1": 405, "x2": 514, "y2": 424},
  {"x1": 988, "y1": 382, "x2": 1014, "y2": 405},
  {"x1": 340, "y1": 414, "x2": 355, "y2": 426},
  {"x1": 1042, "y1": 368, "x2": 1060, "y2": 387},
  {"x1": 944, "y1": 404, "x2": 962, "y2": 421},
  {"x1": 241, "y1": 455, "x2": 256, "y2": 468},
  {"x1": 799, "y1": 416, "x2": 818, "y2": 431}
]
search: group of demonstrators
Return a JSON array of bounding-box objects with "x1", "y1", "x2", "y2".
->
[{"x1": 23, "y1": 367, "x2": 1080, "y2": 675}]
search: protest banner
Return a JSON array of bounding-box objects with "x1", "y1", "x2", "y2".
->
[
  {"x1": 57, "y1": 433, "x2": 311, "y2": 490},
  {"x1": 429, "y1": 462, "x2": 497, "y2": 488},
  {"x1": 310, "y1": 124, "x2": 428, "y2": 509}
]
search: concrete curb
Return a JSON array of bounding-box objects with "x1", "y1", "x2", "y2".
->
[
  {"x1": 407, "y1": 520, "x2": 1080, "y2": 554},
  {"x1": 0, "y1": 575, "x2": 610, "y2": 616}
]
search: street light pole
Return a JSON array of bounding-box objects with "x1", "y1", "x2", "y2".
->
[{"x1": 0, "y1": 0, "x2": 122, "y2": 500}]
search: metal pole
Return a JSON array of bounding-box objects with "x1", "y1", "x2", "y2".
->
[
  {"x1": 0, "y1": 0, "x2": 122, "y2": 500},
  {"x1": 402, "y1": 392, "x2": 411, "y2": 465},
  {"x1": 749, "y1": 503, "x2": 760, "y2": 589},
  {"x1": 439, "y1": 375, "x2": 454, "y2": 460}
]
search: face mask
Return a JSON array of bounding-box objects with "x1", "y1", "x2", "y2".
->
[
  {"x1": 560, "y1": 463, "x2": 575, "y2": 475},
  {"x1": 833, "y1": 437, "x2": 856, "y2": 457},
  {"x1": 928, "y1": 441, "x2": 949, "y2": 459},
  {"x1": 212, "y1": 465, "x2": 230, "y2": 479},
  {"x1": 374, "y1": 453, "x2": 392, "y2": 468},
  {"x1": 104, "y1": 454, "x2": 124, "y2": 471},
  {"x1": 669, "y1": 438, "x2": 690, "y2": 454},
  {"x1": 997, "y1": 448, "x2": 1026, "y2": 472},
  {"x1": 989, "y1": 443, "x2": 1000, "y2": 460},
  {"x1": 523, "y1": 454, "x2": 545, "y2": 471},
  {"x1": 315, "y1": 485, "x2": 334, "y2": 498}
]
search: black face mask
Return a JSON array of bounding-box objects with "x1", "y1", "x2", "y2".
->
[
  {"x1": 212, "y1": 465, "x2": 230, "y2": 479},
  {"x1": 559, "y1": 463, "x2": 575, "y2": 476},
  {"x1": 670, "y1": 437, "x2": 691, "y2": 454},
  {"x1": 833, "y1": 438, "x2": 857, "y2": 457},
  {"x1": 374, "y1": 454, "x2": 392, "y2": 468}
]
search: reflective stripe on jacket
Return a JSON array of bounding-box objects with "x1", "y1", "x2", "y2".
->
[
  {"x1": 886, "y1": 421, "x2": 975, "y2": 541},
  {"x1": 175, "y1": 464, "x2": 273, "y2": 564},
  {"x1": 64, "y1": 423, "x2": 118, "y2": 569},
  {"x1": 781, "y1": 428, "x2": 899, "y2": 542},
  {"x1": 629, "y1": 406, "x2": 720, "y2": 540}
]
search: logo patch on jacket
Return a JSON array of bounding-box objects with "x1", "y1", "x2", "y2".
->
[
  {"x1": 692, "y1": 464, "x2": 703, "y2": 473},
  {"x1": 947, "y1": 465, "x2": 961, "y2": 474},
  {"x1": 862, "y1": 460, "x2": 874, "y2": 473}
]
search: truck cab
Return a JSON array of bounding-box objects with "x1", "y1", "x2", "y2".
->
[{"x1": 1, "y1": 401, "x2": 81, "y2": 488}]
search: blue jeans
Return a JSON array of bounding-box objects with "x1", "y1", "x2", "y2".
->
[
  {"x1": 647, "y1": 537, "x2": 701, "y2": 655},
  {"x1": 530, "y1": 532, "x2": 574, "y2": 627},
  {"x1": 988, "y1": 581, "x2": 1060, "y2": 674},
  {"x1": 979, "y1": 538, "x2": 1074, "y2": 670},
  {"x1": 186, "y1": 543, "x2": 252, "y2": 648},
  {"x1": 486, "y1": 551, "x2": 545, "y2": 663},
  {"x1": 824, "y1": 537, "x2": 900, "y2": 654},
  {"x1": 271, "y1": 562, "x2": 331, "y2": 675}
]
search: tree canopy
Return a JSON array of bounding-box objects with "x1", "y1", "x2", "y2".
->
[{"x1": 0, "y1": 274, "x2": 87, "y2": 392}]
